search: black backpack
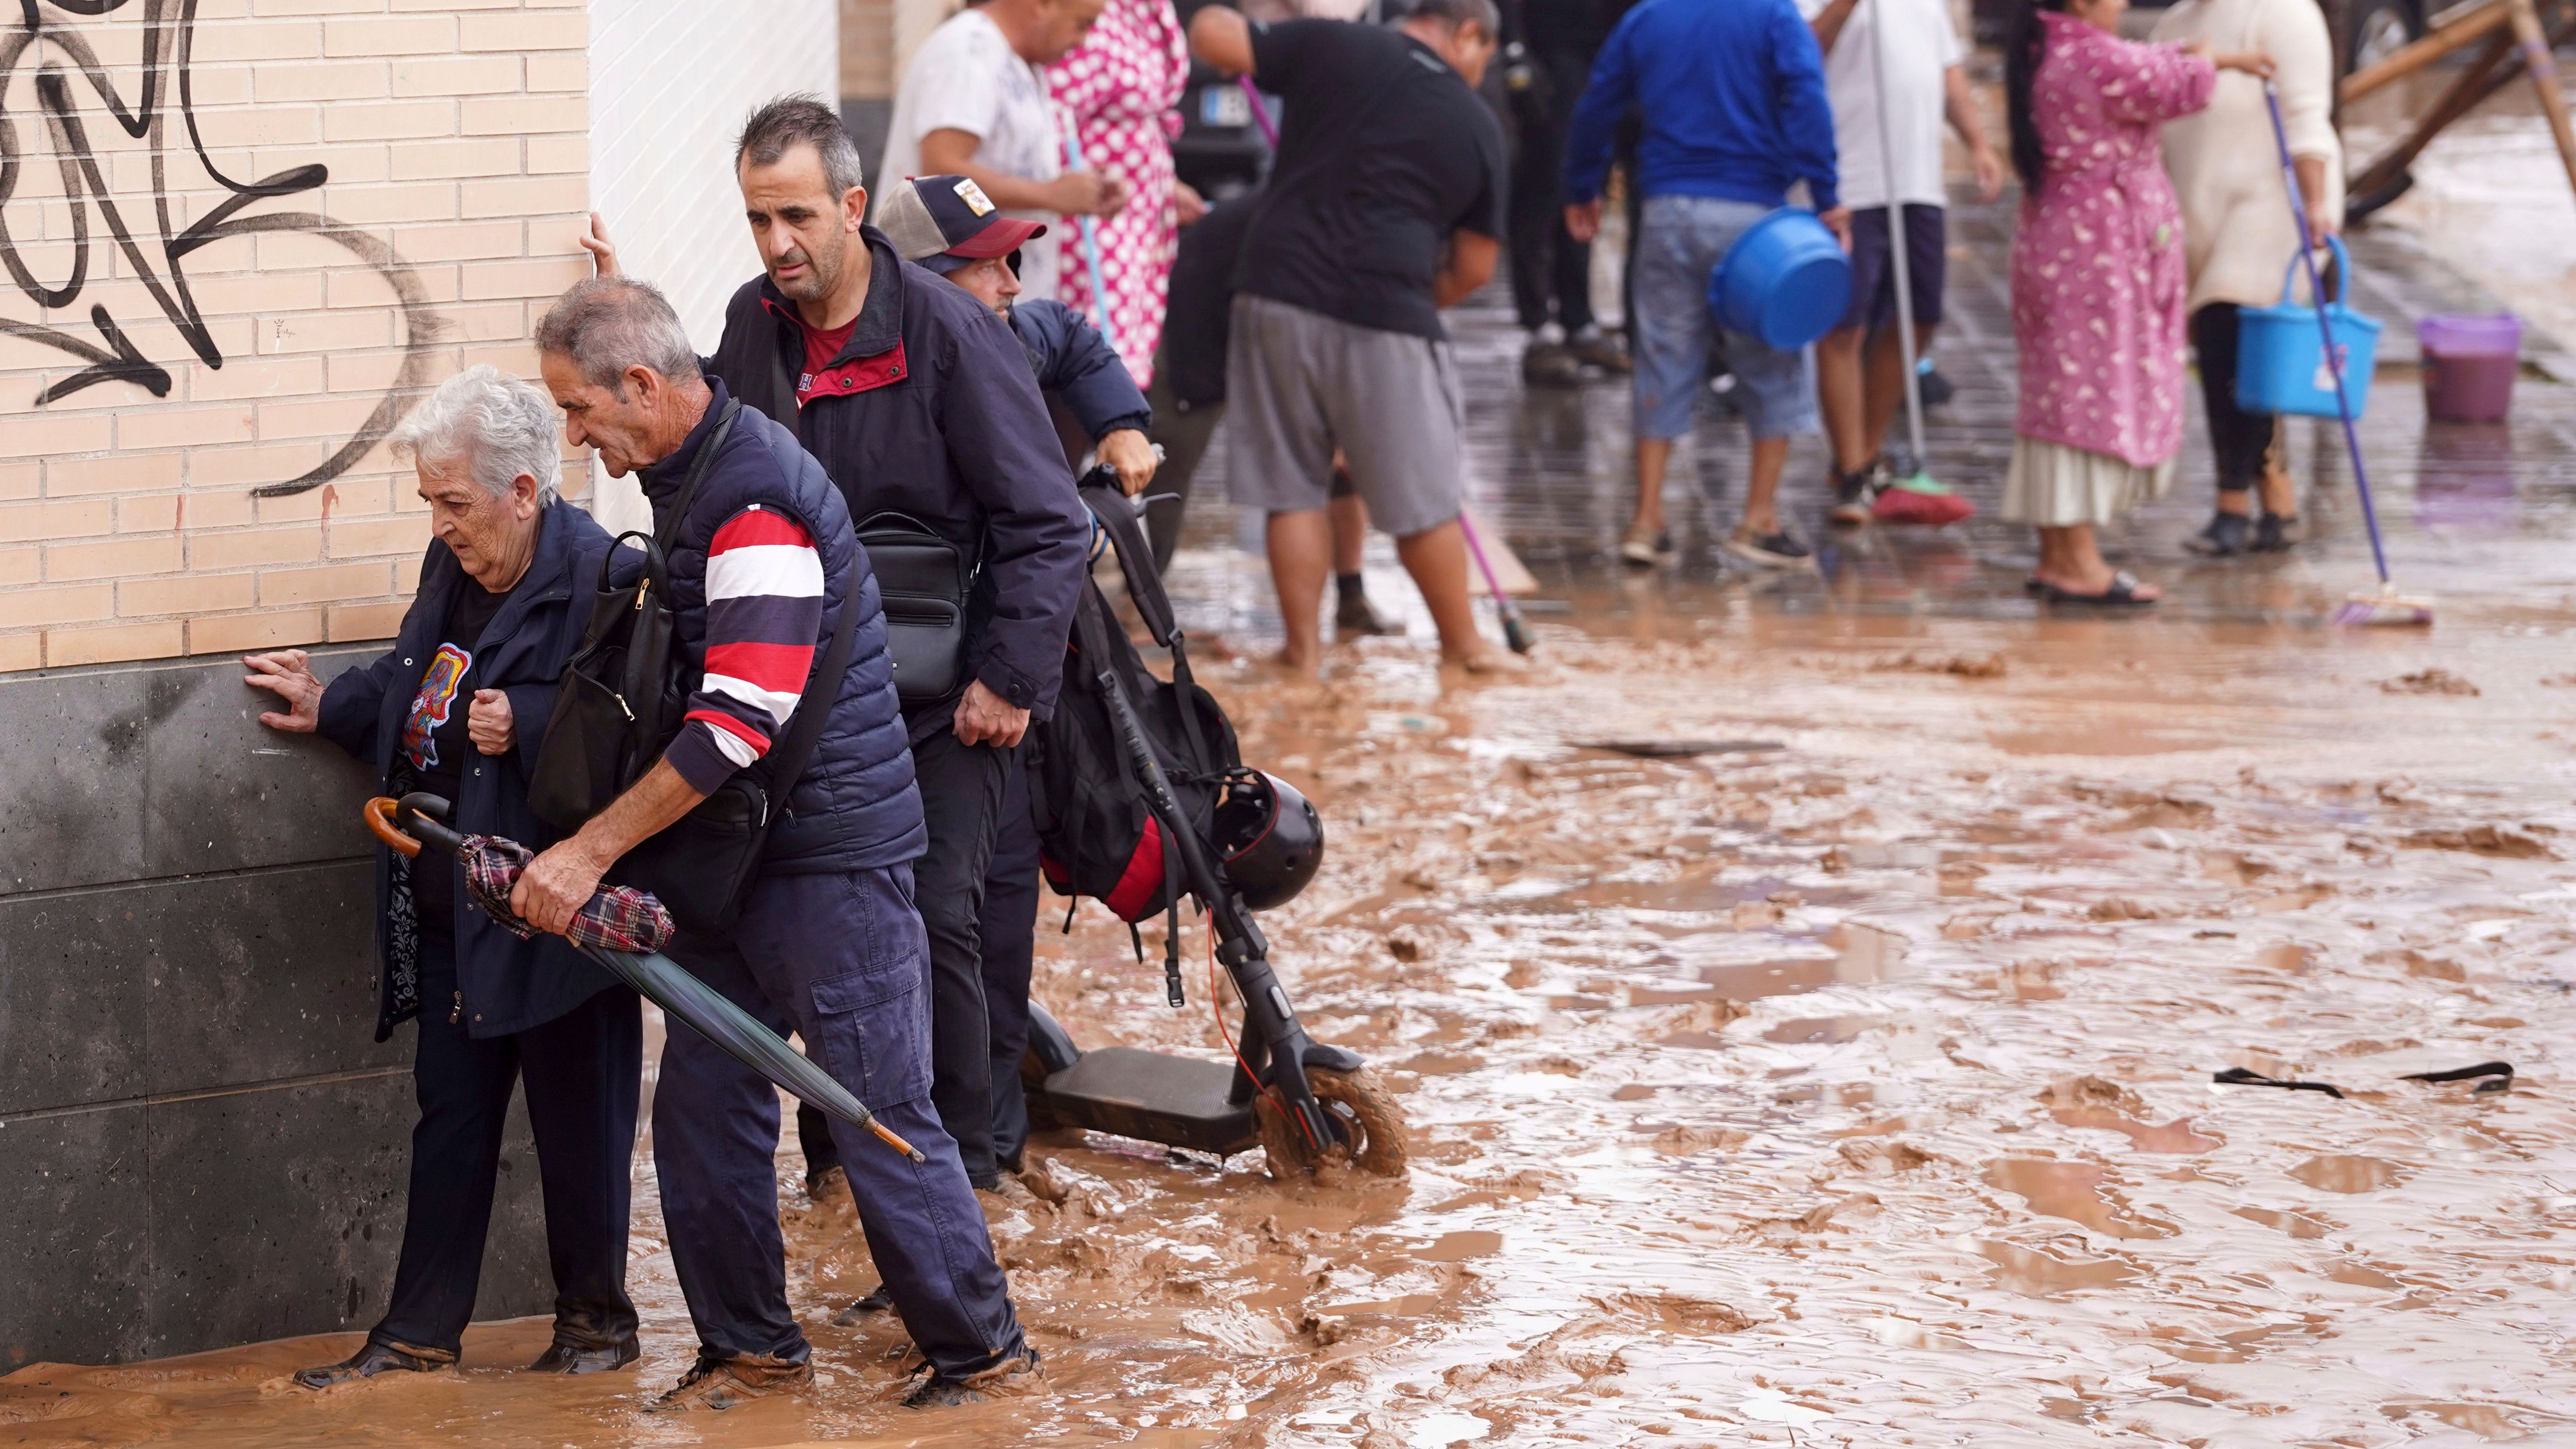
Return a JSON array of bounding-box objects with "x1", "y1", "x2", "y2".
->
[{"x1": 1027, "y1": 482, "x2": 1239, "y2": 936}]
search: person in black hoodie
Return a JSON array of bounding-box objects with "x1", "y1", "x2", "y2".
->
[
  {"x1": 244, "y1": 366, "x2": 642, "y2": 1390},
  {"x1": 583, "y1": 98, "x2": 1089, "y2": 1207}
]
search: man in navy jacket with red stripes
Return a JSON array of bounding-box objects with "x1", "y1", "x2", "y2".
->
[
  {"x1": 523, "y1": 276, "x2": 1033, "y2": 1411},
  {"x1": 583, "y1": 97, "x2": 1088, "y2": 1206}
]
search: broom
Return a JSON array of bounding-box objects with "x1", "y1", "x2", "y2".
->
[
  {"x1": 2262, "y1": 83, "x2": 2431, "y2": 627},
  {"x1": 1863, "y1": 0, "x2": 1972, "y2": 526}
]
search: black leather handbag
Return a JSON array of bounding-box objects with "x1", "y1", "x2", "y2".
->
[
  {"x1": 856, "y1": 511, "x2": 973, "y2": 705},
  {"x1": 614, "y1": 583, "x2": 857, "y2": 934}
]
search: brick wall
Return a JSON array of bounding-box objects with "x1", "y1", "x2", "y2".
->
[{"x1": 0, "y1": 0, "x2": 597, "y2": 673}]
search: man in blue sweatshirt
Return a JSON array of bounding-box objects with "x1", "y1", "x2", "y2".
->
[{"x1": 1561, "y1": 0, "x2": 1844, "y2": 572}]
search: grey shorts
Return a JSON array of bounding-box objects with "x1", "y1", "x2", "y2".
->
[{"x1": 1223, "y1": 294, "x2": 1465, "y2": 539}]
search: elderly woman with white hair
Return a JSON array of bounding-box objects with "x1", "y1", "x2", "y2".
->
[{"x1": 243, "y1": 365, "x2": 644, "y2": 1389}]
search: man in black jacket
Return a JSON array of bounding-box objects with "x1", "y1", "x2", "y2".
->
[{"x1": 583, "y1": 98, "x2": 1089, "y2": 1201}]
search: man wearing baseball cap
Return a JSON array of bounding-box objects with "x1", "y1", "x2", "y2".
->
[{"x1": 878, "y1": 174, "x2": 1157, "y2": 496}]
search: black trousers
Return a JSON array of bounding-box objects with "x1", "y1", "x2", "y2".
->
[
  {"x1": 806, "y1": 743, "x2": 1044, "y2": 1184},
  {"x1": 979, "y1": 746, "x2": 1043, "y2": 1173},
  {"x1": 1507, "y1": 51, "x2": 1597, "y2": 336},
  {"x1": 2190, "y1": 303, "x2": 2282, "y2": 495},
  {"x1": 1143, "y1": 365, "x2": 1227, "y2": 571},
  {"x1": 373, "y1": 942, "x2": 640, "y2": 1357},
  {"x1": 909, "y1": 724, "x2": 1011, "y2": 1186}
]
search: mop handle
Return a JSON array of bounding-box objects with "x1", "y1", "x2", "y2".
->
[
  {"x1": 1061, "y1": 122, "x2": 1124, "y2": 356},
  {"x1": 1864, "y1": 0, "x2": 1931, "y2": 466},
  {"x1": 1458, "y1": 509, "x2": 1513, "y2": 603},
  {"x1": 2264, "y1": 81, "x2": 2390, "y2": 587},
  {"x1": 1240, "y1": 74, "x2": 1280, "y2": 148}
]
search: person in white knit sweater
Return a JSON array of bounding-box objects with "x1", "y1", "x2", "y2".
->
[{"x1": 2152, "y1": 0, "x2": 2342, "y2": 557}]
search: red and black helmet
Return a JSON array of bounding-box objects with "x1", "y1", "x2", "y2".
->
[{"x1": 1212, "y1": 769, "x2": 1324, "y2": 912}]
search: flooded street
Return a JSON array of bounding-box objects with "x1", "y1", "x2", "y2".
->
[{"x1": 15, "y1": 74, "x2": 2576, "y2": 1449}]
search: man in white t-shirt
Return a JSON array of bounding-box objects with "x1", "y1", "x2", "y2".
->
[
  {"x1": 881, "y1": 0, "x2": 1130, "y2": 302},
  {"x1": 1798, "y1": 0, "x2": 2000, "y2": 524}
]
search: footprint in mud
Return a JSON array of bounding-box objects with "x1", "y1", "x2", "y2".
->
[
  {"x1": 1984, "y1": 1159, "x2": 2177, "y2": 1238},
  {"x1": 2290, "y1": 1155, "x2": 2409, "y2": 1193},
  {"x1": 1976, "y1": 1240, "x2": 2143, "y2": 1296}
]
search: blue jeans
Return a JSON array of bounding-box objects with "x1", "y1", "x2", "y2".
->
[
  {"x1": 654, "y1": 866, "x2": 1024, "y2": 1380},
  {"x1": 1631, "y1": 194, "x2": 1820, "y2": 442}
]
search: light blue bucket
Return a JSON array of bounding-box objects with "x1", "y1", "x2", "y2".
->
[
  {"x1": 1708, "y1": 208, "x2": 1851, "y2": 351},
  {"x1": 2235, "y1": 235, "x2": 2381, "y2": 420}
]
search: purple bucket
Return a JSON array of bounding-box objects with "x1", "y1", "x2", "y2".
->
[{"x1": 2420, "y1": 313, "x2": 2521, "y2": 423}]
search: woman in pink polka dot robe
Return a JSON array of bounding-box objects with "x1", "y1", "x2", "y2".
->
[
  {"x1": 2001, "y1": 0, "x2": 2268, "y2": 604},
  {"x1": 1051, "y1": 0, "x2": 1199, "y2": 387}
]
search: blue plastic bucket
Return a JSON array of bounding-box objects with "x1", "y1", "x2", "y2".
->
[
  {"x1": 1708, "y1": 208, "x2": 1851, "y2": 351},
  {"x1": 2234, "y1": 235, "x2": 2382, "y2": 420}
]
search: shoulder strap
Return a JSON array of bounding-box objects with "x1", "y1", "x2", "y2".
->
[
  {"x1": 762, "y1": 571, "x2": 863, "y2": 805},
  {"x1": 654, "y1": 400, "x2": 742, "y2": 553},
  {"x1": 1077, "y1": 481, "x2": 1179, "y2": 647}
]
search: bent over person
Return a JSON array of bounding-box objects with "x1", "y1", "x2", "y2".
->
[
  {"x1": 244, "y1": 366, "x2": 643, "y2": 1387},
  {"x1": 581, "y1": 98, "x2": 1090, "y2": 1221},
  {"x1": 519, "y1": 277, "x2": 1034, "y2": 1409}
]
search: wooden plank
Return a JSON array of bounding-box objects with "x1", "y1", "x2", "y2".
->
[
  {"x1": 2341, "y1": 0, "x2": 2511, "y2": 103},
  {"x1": 2508, "y1": 0, "x2": 2576, "y2": 198},
  {"x1": 2349, "y1": 27, "x2": 2522, "y2": 197}
]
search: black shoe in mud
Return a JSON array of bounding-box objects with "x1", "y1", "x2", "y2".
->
[
  {"x1": 1828, "y1": 465, "x2": 1883, "y2": 527},
  {"x1": 1722, "y1": 526, "x2": 1812, "y2": 570},
  {"x1": 1521, "y1": 340, "x2": 1585, "y2": 388},
  {"x1": 645, "y1": 1353, "x2": 812, "y2": 1412},
  {"x1": 1335, "y1": 590, "x2": 1402, "y2": 637},
  {"x1": 292, "y1": 1339, "x2": 454, "y2": 1390},
  {"x1": 2252, "y1": 514, "x2": 2302, "y2": 552},
  {"x1": 902, "y1": 1348, "x2": 1043, "y2": 1408},
  {"x1": 831, "y1": 1285, "x2": 896, "y2": 1327},
  {"x1": 2184, "y1": 510, "x2": 2254, "y2": 557},
  {"x1": 1565, "y1": 331, "x2": 1633, "y2": 374},
  {"x1": 525, "y1": 1337, "x2": 639, "y2": 1375}
]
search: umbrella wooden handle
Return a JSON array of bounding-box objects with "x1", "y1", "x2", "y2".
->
[{"x1": 364, "y1": 797, "x2": 423, "y2": 858}]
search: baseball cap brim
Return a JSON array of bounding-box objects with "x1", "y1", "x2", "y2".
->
[{"x1": 945, "y1": 215, "x2": 1048, "y2": 260}]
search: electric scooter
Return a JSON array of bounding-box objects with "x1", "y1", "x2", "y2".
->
[{"x1": 1015, "y1": 481, "x2": 1405, "y2": 1179}]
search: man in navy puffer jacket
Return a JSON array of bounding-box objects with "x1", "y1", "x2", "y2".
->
[{"x1": 521, "y1": 276, "x2": 1032, "y2": 1411}]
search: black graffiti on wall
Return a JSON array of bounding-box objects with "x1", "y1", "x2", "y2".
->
[{"x1": 1, "y1": 0, "x2": 443, "y2": 496}]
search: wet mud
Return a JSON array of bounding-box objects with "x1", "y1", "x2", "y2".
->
[{"x1": 12, "y1": 608, "x2": 2576, "y2": 1447}]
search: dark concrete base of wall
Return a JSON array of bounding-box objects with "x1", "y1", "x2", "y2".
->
[{"x1": 0, "y1": 649, "x2": 551, "y2": 1368}]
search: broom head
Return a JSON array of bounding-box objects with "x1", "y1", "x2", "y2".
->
[
  {"x1": 2332, "y1": 586, "x2": 2433, "y2": 628},
  {"x1": 1871, "y1": 474, "x2": 1975, "y2": 527}
]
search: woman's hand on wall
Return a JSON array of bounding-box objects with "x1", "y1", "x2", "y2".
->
[
  {"x1": 243, "y1": 651, "x2": 323, "y2": 733},
  {"x1": 468, "y1": 688, "x2": 515, "y2": 756}
]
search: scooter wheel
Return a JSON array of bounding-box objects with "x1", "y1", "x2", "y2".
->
[{"x1": 1257, "y1": 1065, "x2": 1408, "y2": 1181}]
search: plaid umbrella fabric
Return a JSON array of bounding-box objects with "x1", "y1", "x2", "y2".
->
[{"x1": 458, "y1": 833, "x2": 675, "y2": 953}]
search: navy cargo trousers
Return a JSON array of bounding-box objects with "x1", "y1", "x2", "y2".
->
[{"x1": 652, "y1": 864, "x2": 1025, "y2": 1380}]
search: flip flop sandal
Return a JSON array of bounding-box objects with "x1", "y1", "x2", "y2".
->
[{"x1": 2040, "y1": 571, "x2": 2158, "y2": 607}]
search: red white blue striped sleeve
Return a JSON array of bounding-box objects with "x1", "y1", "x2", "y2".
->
[{"x1": 663, "y1": 505, "x2": 826, "y2": 795}]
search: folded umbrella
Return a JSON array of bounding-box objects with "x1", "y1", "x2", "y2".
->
[{"x1": 366, "y1": 795, "x2": 923, "y2": 1162}]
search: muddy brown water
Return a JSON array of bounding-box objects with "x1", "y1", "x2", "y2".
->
[{"x1": 11, "y1": 606, "x2": 2576, "y2": 1447}]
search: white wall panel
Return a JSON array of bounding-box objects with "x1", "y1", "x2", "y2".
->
[{"x1": 588, "y1": 0, "x2": 837, "y2": 530}]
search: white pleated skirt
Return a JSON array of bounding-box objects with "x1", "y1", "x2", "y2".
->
[{"x1": 2002, "y1": 438, "x2": 2178, "y2": 527}]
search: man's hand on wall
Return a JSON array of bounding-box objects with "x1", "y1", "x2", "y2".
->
[
  {"x1": 579, "y1": 212, "x2": 620, "y2": 277},
  {"x1": 468, "y1": 689, "x2": 514, "y2": 756},
  {"x1": 243, "y1": 651, "x2": 322, "y2": 733},
  {"x1": 953, "y1": 678, "x2": 1031, "y2": 748},
  {"x1": 1098, "y1": 429, "x2": 1157, "y2": 495}
]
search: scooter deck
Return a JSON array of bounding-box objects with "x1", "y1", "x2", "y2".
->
[{"x1": 1029, "y1": 1047, "x2": 1261, "y2": 1157}]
